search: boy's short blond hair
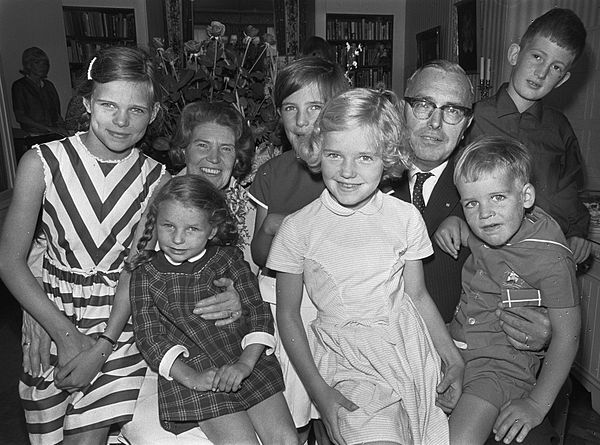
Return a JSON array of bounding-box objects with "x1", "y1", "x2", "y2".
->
[{"x1": 454, "y1": 136, "x2": 532, "y2": 187}]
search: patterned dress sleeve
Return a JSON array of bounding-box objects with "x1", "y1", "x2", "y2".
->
[{"x1": 130, "y1": 264, "x2": 178, "y2": 371}]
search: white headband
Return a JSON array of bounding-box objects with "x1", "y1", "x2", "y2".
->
[{"x1": 87, "y1": 57, "x2": 96, "y2": 80}]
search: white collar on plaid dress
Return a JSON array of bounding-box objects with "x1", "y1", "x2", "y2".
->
[{"x1": 163, "y1": 249, "x2": 207, "y2": 266}]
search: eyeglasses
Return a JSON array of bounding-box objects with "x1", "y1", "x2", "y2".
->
[{"x1": 404, "y1": 97, "x2": 472, "y2": 125}]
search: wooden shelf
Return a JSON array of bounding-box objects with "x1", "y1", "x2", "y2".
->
[
  {"x1": 63, "y1": 6, "x2": 138, "y2": 86},
  {"x1": 326, "y1": 14, "x2": 393, "y2": 89}
]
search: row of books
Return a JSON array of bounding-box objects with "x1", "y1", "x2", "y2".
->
[
  {"x1": 348, "y1": 67, "x2": 392, "y2": 89},
  {"x1": 332, "y1": 43, "x2": 392, "y2": 69},
  {"x1": 326, "y1": 17, "x2": 393, "y2": 42},
  {"x1": 63, "y1": 9, "x2": 136, "y2": 40}
]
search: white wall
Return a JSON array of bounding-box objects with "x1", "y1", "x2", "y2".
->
[
  {"x1": 314, "y1": 0, "x2": 406, "y2": 94},
  {"x1": 0, "y1": 0, "x2": 71, "y2": 126}
]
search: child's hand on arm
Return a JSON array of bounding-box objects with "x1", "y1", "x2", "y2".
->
[
  {"x1": 55, "y1": 271, "x2": 136, "y2": 390},
  {"x1": 54, "y1": 334, "x2": 110, "y2": 391},
  {"x1": 493, "y1": 305, "x2": 580, "y2": 444},
  {"x1": 169, "y1": 358, "x2": 217, "y2": 392},
  {"x1": 433, "y1": 216, "x2": 470, "y2": 259},
  {"x1": 212, "y1": 344, "x2": 264, "y2": 393}
]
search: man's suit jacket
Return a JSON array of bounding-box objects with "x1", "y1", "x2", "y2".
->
[{"x1": 387, "y1": 161, "x2": 470, "y2": 322}]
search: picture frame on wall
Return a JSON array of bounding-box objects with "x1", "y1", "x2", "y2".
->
[
  {"x1": 416, "y1": 26, "x2": 440, "y2": 68},
  {"x1": 456, "y1": 0, "x2": 478, "y2": 73}
]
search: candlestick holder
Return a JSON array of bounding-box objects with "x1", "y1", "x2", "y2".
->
[{"x1": 479, "y1": 79, "x2": 492, "y2": 99}]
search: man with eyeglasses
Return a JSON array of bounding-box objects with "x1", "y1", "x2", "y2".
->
[{"x1": 385, "y1": 59, "x2": 558, "y2": 444}]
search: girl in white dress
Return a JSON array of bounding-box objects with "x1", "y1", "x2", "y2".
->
[{"x1": 267, "y1": 88, "x2": 464, "y2": 445}]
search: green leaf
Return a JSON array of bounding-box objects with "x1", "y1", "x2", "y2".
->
[
  {"x1": 250, "y1": 82, "x2": 265, "y2": 99},
  {"x1": 184, "y1": 88, "x2": 204, "y2": 102},
  {"x1": 177, "y1": 69, "x2": 195, "y2": 89},
  {"x1": 222, "y1": 92, "x2": 235, "y2": 103}
]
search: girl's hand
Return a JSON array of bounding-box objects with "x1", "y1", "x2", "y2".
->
[
  {"x1": 433, "y1": 216, "x2": 469, "y2": 259},
  {"x1": 54, "y1": 334, "x2": 103, "y2": 391},
  {"x1": 22, "y1": 310, "x2": 52, "y2": 377},
  {"x1": 55, "y1": 328, "x2": 96, "y2": 369},
  {"x1": 493, "y1": 397, "x2": 545, "y2": 444},
  {"x1": 212, "y1": 362, "x2": 252, "y2": 393},
  {"x1": 436, "y1": 360, "x2": 464, "y2": 413},
  {"x1": 315, "y1": 386, "x2": 359, "y2": 445},
  {"x1": 190, "y1": 368, "x2": 218, "y2": 392}
]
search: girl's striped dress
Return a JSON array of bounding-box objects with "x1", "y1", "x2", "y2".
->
[{"x1": 20, "y1": 134, "x2": 165, "y2": 445}]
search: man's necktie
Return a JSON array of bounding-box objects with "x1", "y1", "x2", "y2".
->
[{"x1": 412, "y1": 172, "x2": 433, "y2": 213}]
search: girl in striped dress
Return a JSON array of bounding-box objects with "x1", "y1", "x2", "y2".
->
[
  {"x1": 0, "y1": 47, "x2": 170, "y2": 445},
  {"x1": 128, "y1": 175, "x2": 296, "y2": 444},
  {"x1": 267, "y1": 88, "x2": 465, "y2": 445}
]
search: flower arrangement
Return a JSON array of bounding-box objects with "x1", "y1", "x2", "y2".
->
[{"x1": 151, "y1": 21, "x2": 283, "y2": 183}]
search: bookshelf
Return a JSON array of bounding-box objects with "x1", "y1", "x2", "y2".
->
[
  {"x1": 63, "y1": 6, "x2": 137, "y2": 86},
  {"x1": 326, "y1": 14, "x2": 393, "y2": 89}
]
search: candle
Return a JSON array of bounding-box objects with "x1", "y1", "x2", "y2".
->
[
  {"x1": 480, "y1": 57, "x2": 485, "y2": 81},
  {"x1": 485, "y1": 58, "x2": 491, "y2": 81}
]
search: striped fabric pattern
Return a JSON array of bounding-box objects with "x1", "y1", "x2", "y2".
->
[
  {"x1": 20, "y1": 135, "x2": 165, "y2": 445},
  {"x1": 268, "y1": 190, "x2": 449, "y2": 444}
]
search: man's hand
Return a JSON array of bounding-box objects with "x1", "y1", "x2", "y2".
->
[
  {"x1": 496, "y1": 303, "x2": 551, "y2": 351},
  {"x1": 568, "y1": 236, "x2": 592, "y2": 264},
  {"x1": 433, "y1": 216, "x2": 470, "y2": 259},
  {"x1": 493, "y1": 397, "x2": 545, "y2": 444},
  {"x1": 193, "y1": 278, "x2": 242, "y2": 327},
  {"x1": 22, "y1": 310, "x2": 52, "y2": 377}
]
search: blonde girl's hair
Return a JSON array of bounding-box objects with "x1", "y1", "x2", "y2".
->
[
  {"x1": 126, "y1": 175, "x2": 238, "y2": 270},
  {"x1": 303, "y1": 87, "x2": 412, "y2": 177}
]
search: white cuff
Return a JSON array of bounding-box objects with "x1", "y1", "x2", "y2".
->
[
  {"x1": 241, "y1": 332, "x2": 276, "y2": 355},
  {"x1": 159, "y1": 345, "x2": 189, "y2": 380}
]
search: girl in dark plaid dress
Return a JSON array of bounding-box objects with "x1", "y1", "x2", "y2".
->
[{"x1": 128, "y1": 175, "x2": 297, "y2": 444}]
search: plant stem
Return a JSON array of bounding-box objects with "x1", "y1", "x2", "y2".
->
[
  {"x1": 234, "y1": 40, "x2": 252, "y2": 90},
  {"x1": 248, "y1": 44, "x2": 268, "y2": 74},
  {"x1": 210, "y1": 38, "x2": 218, "y2": 102}
]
